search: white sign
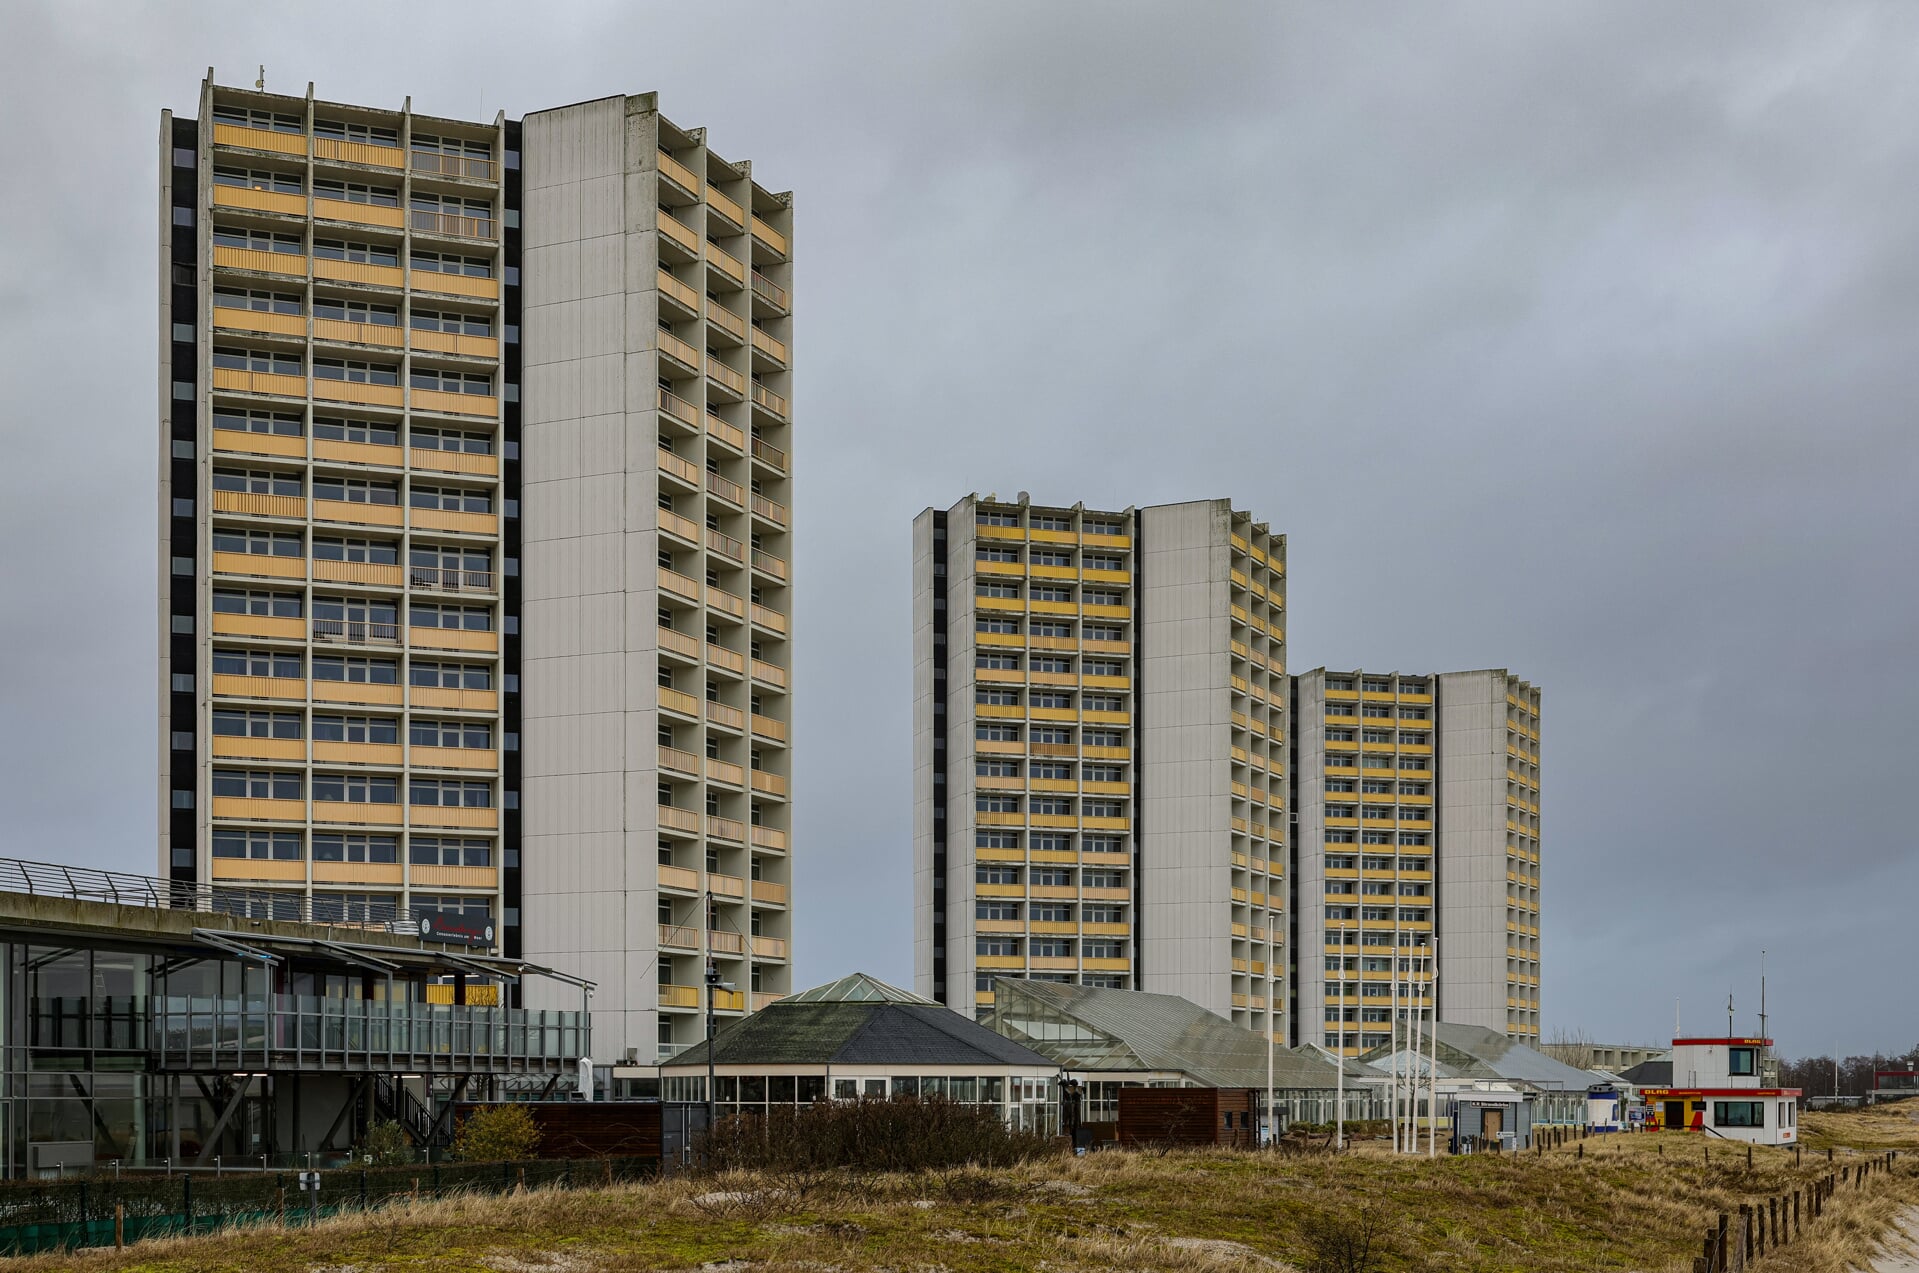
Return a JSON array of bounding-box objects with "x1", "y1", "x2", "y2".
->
[{"x1": 579, "y1": 1056, "x2": 595, "y2": 1103}]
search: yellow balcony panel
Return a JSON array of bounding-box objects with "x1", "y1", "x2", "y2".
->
[
  {"x1": 707, "y1": 815, "x2": 746, "y2": 844},
  {"x1": 1029, "y1": 885, "x2": 1078, "y2": 901},
  {"x1": 211, "y1": 550, "x2": 305, "y2": 581},
  {"x1": 658, "y1": 151, "x2": 702, "y2": 196},
  {"x1": 1400, "y1": 743, "x2": 1434, "y2": 756},
  {"x1": 212, "y1": 122, "x2": 309, "y2": 156},
  {"x1": 312, "y1": 801, "x2": 404, "y2": 826},
  {"x1": 1081, "y1": 710, "x2": 1130, "y2": 726},
  {"x1": 1083, "y1": 675, "x2": 1131, "y2": 691},
  {"x1": 313, "y1": 861, "x2": 403, "y2": 887},
  {"x1": 750, "y1": 879, "x2": 788, "y2": 906},
  {"x1": 1024, "y1": 599, "x2": 1075, "y2": 618},
  {"x1": 312, "y1": 198, "x2": 405, "y2": 230},
  {"x1": 750, "y1": 825, "x2": 788, "y2": 852},
  {"x1": 313, "y1": 379, "x2": 404, "y2": 409},
  {"x1": 210, "y1": 858, "x2": 305, "y2": 883},
  {"x1": 313, "y1": 317, "x2": 404, "y2": 348},
  {"x1": 1081, "y1": 532, "x2": 1131, "y2": 551},
  {"x1": 708, "y1": 414, "x2": 748, "y2": 454},
  {"x1": 412, "y1": 271, "x2": 499, "y2": 301},
  {"x1": 411, "y1": 805, "x2": 499, "y2": 831},
  {"x1": 1084, "y1": 922, "x2": 1131, "y2": 938},
  {"x1": 977, "y1": 775, "x2": 1025, "y2": 792},
  {"x1": 1022, "y1": 956, "x2": 1075, "y2": 973},
  {"x1": 975, "y1": 955, "x2": 1026, "y2": 972},
  {"x1": 414, "y1": 747, "x2": 497, "y2": 772},
  {"x1": 413, "y1": 388, "x2": 498, "y2": 419},
  {"x1": 211, "y1": 613, "x2": 305, "y2": 641},
  {"x1": 411, "y1": 449, "x2": 500, "y2": 480},
  {"x1": 706, "y1": 701, "x2": 745, "y2": 731},
  {"x1": 1081, "y1": 851, "x2": 1130, "y2": 868},
  {"x1": 312, "y1": 136, "x2": 404, "y2": 168},
  {"x1": 408, "y1": 329, "x2": 499, "y2": 360},
  {"x1": 412, "y1": 865, "x2": 498, "y2": 890},
  {"x1": 311, "y1": 439, "x2": 402, "y2": 468},
  {"x1": 976, "y1": 524, "x2": 1023, "y2": 542},
  {"x1": 975, "y1": 883, "x2": 1024, "y2": 899},
  {"x1": 406, "y1": 686, "x2": 490, "y2": 712},
  {"x1": 409, "y1": 626, "x2": 499, "y2": 654},
  {"x1": 1082, "y1": 781, "x2": 1129, "y2": 796},
  {"x1": 211, "y1": 184, "x2": 308, "y2": 216},
  {"x1": 1082, "y1": 816, "x2": 1130, "y2": 831},
  {"x1": 211, "y1": 427, "x2": 305, "y2": 460},
  {"x1": 658, "y1": 984, "x2": 699, "y2": 1009},
  {"x1": 751, "y1": 935, "x2": 788, "y2": 961},
  {"x1": 308, "y1": 499, "x2": 402, "y2": 529},
  {"x1": 974, "y1": 739, "x2": 1024, "y2": 758},
  {"x1": 749, "y1": 382, "x2": 788, "y2": 423},
  {"x1": 1083, "y1": 603, "x2": 1130, "y2": 621},
  {"x1": 212, "y1": 673, "x2": 306, "y2": 702},
  {"x1": 976, "y1": 812, "x2": 1025, "y2": 828},
  {"x1": 750, "y1": 327, "x2": 787, "y2": 366},
  {"x1": 1083, "y1": 746, "x2": 1130, "y2": 761},
  {"x1": 659, "y1": 212, "x2": 701, "y2": 257},
  {"x1": 213, "y1": 306, "x2": 305, "y2": 339},
  {"x1": 709, "y1": 587, "x2": 748, "y2": 619},
  {"x1": 706, "y1": 242, "x2": 747, "y2": 285},
  {"x1": 975, "y1": 704, "x2": 1023, "y2": 722},
  {"x1": 411, "y1": 509, "x2": 499, "y2": 536},
  {"x1": 750, "y1": 215, "x2": 788, "y2": 259},
  {"x1": 1029, "y1": 849, "x2": 1076, "y2": 865},
  {"x1": 1026, "y1": 708, "x2": 1074, "y2": 724},
  {"x1": 658, "y1": 863, "x2": 700, "y2": 892},
  {"x1": 1083, "y1": 886, "x2": 1130, "y2": 901},
  {"x1": 1028, "y1": 564, "x2": 1075, "y2": 582},
  {"x1": 751, "y1": 604, "x2": 788, "y2": 635},
  {"x1": 213, "y1": 245, "x2": 308, "y2": 278},
  {"x1": 212, "y1": 368, "x2": 306, "y2": 399},
  {"x1": 211, "y1": 736, "x2": 304, "y2": 762},
  {"x1": 751, "y1": 770, "x2": 788, "y2": 799},
  {"x1": 311, "y1": 559, "x2": 404, "y2": 588},
  {"x1": 707, "y1": 643, "x2": 747, "y2": 675},
  {"x1": 314, "y1": 259, "x2": 404, "y2": 290}
]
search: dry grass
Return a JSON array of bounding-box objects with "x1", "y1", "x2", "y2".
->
[{"x1": 7, "y1": 1114, "x2": 1914, "y2": 1272}]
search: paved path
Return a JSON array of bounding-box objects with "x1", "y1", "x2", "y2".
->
[{"x1": 1872, "y1": 1208, "x2": 1919, "y2": 1272}]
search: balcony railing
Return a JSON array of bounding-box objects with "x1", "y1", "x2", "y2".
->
[
  {"x1": 706, "y1": 527, "x2": 745, "y2": 563},
  {"x1": 707, "y1": 360, "x2": 747, "y2": 395},
  {"x1": 750, "y1": 216, "x2": 788, "y2": 259},
  {"x1": 411, "y1": 209, "x2": 496, "y2": 239},
  {"x1": 750, "y1": 604, "x2": 788, "y2": 635},
  {"x1": 658, "y1": 745, "x2": 701, "y2": 777},
  {"x1": 750, "y1": 382, "x2": 788, "y2": 420},
  {"x1": 750, "y1": 436, "x2": 787, "y2": 473},
  {"x1": 751, "y1": 549, "x2": 787, "y2": 581},
  {"x1": 706, "y1": 300, "x2": 747, "y2": 341},
  {"x1": 312, "y1": 619, "x2": 401, "y2": 643},
  {"x1": 657, "y1": 151, "x2": 702, "y2": 197},
  {"x1": 750, "y1": 659, "x2": 788, "y2": 689},
  {"x1": 410, "y1": 566, "x2": 494, "y2": 593},
  {"x1": 659, "y1": 923, "x2": 698, "y2": 950},
  {"x1": 750, "y1": 270, "x2": 788, "y2": 312},
  {"x1": 706, "y1": 470, "x2": 745, "y2": 506},
  {"x1": 410, "y1": 151, "x2": 498, "y2": 182},
  {"x1": 751, "y1": 493, "x2": 788, "y2": 527},
  {"x1": 658, "y1": 269, "x2": 701, "y2": 314},
  {"x1": 705, "y1": 414, "x2": 745, "y2": 451},
  {"x1": 705, "y1": 242, "x2": 745, "y2": 285},
  {"x1": 658, "y1": 387, "x2": 700, "y2": 428},
  {"x1": 750, "y1": 327, "x2": 787, "y2": 366},
  {"x1": 659, "y1": 330, "x2": 701, "y2": 371}
]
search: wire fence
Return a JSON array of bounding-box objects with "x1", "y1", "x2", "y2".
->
[
  {"x1": 0, "y1": 854, "x2": 426, "y2": 933},
  {"x1": 0, "y1": 1157, "x2": 658, "y2": 1256}
]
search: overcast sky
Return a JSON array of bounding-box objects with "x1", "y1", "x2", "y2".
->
[{"x1": 2, "y1": 2, "x2": 1914, "y2": 1057}]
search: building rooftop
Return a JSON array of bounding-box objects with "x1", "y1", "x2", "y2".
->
[
  {"x1": 1359, "y1": 1023, "x2": 1602, "y2": 1092},
  {"x1": 1617, "y1": 1058, "x2": 1675, "y2": 1087},
  {"x1": 668, "y1": 974, "x2": 1052, "y2": 1070},
  {"x1": 983, "y1": 979, "x2": 1368, "y2": 1090}
]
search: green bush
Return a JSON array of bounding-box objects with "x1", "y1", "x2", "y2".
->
[
  {"x1": 360, "y1": 1118, "x2": 415, "y2": 1166},
  {"x1": 452, "y1": 1104, "x2": 542, "y2": 1162},
  {"x1": 699, "y1": 1095, "x2": 1058, "y2": 1174}
]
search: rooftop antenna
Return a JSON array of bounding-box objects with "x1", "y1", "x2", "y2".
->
[
  {"x1": 256, "y1": 65, "x2": 266, "y2": 91},
  {"x1": 1759, "y1": 949, "x2": 1767, "y2": 1043},
  {"x1": 1726, "y1": 991, "x2": 1734, "y2": 1039}
]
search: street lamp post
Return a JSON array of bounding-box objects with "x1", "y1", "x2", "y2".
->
[{"x1": 704, "y1": 955, "x2": 721, "y2": 1135}]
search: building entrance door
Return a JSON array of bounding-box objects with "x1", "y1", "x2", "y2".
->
[
  {"x1": 1663, "y1": 1100, "x2": 1684, "y2": 1130},
  {"x1": 1483, "y1": 1107, "x2": 1504, "y2": 1142}
]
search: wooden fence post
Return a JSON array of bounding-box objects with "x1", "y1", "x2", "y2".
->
[
  {"x1": 1742, "y1": 1204, "x2": 1753, "y2": 1263},
  {"x1": 114, "y1": 1203, "x2": 125, "y2": 1250},
  {"x1": 1792, "y1": 1189, "x2": 1799, "y2": 1237},
  {"x1": 1717, "y1": 1213, "x2": 1729, "y2": 1272},
  {"x1": 1746, "y1": 1144, "x2": 1752, "y2": 1170}
]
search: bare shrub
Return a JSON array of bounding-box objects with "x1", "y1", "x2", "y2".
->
[
  {"x1": 1299, "y1": 1203, "x2": 1399, "y2": 1273},
  {"x1": 698, "y1": 1095, "x2": 1058, "y2": 1174}
]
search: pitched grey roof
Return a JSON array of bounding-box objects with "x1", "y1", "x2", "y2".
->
[
  {"x1": 1359, "y1": 1023, "x2": 1602, "y2": 1091},
  {"x1": 983, "y1": 979, "x2": 1366, "y2": 1090},
  {"x1": 669, "y1": 976, "x2": 1051, "y2": 1069},
  {"x1": 785, "y1": 973, "x2": 934, "y2": 1005},
  {"x1": 1618, "y1": 1058, "x2": 1674, "y2": 1087}
]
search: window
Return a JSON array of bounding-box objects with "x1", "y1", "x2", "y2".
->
[
  {"x1": 1082, "y1": 870, "x2": 1124, "y2": 888},
  {"x1": 978, "y1": 546, "x2": 1020, "y2": 563},
  {"x1": 314, "y1": 117, "x2": 399, "y2": 146},
  {"x1": 212, "y1": 709, "x2": 302, "y2": 739},
  {"x1": 411, "y1": 719, "x2": 492, "y2": 749},
  {"x1": 213, "y1": 648, "x2": 301, "y2": 678},
  {"x1": 1083, "y1": 800, "x2": 1125, "y2": 817},
  {"x1": 410, "y1": 309, "x2": 493, "y2": 337},
  {"x1": 213, "y1": 346, "x2": 301, "y2": 376},
  {"x1": 312, "y1": 654, "x2": 399, "y2": 684},
  {"x1": 312, "y1": 596, "x2": 397, "y2": 637},
  {"x1": 213, "y1": 165, "x2": 303, "y2": 195},
  {"x1": 213, "y1": 105, "x2": 302, "y2": 133},
  {"x1": 212, "y1": 528, "x2": 302, "y2": 559},
  {"x1": 976, "y1": 900, "x2": 1020, "y2": 921},
  {"x1": 411, "y1": 779, "x2": 492, "y2": 808},
  {"x1": 214, "y1": 408, "x2": 303, "y2": 436},
  {"x1": 312, "y1": 715, "x2": 398, "y2": 744},
  {"x1": 313, "y1": 476, "x2": 399, "y2": 504},
  {"x1": 1032, "y1": 939, "x2": 1073, "y2": 958},
  {"x1": 313, "y1": 833, "x2": 399, "y2": 863},
  {"x1": 1728, "y1": 1047, "x2": 1757, "y2": 1077},
  {"x1": 1326, "y1": 730, "x2": 1355, "y2": 742},
  {"x1": 1083, "y1": 590, "x2": 1124, "y2": 606},
  {"x1": 410, "y1": 250, "x2": 492, "y2": 279},
  {"x1": 1031, "y1": 515, "x2": 1071, "y2": 531},
  {"x1": 410, "y1": 602, "x2": 492, "y2": 632},
  {"x1": 1083, "y1": 905, "x2": 1124, "y2": 923},
  {"x1": 411, "y1": 837, "x2": 493, "y2": 867},
  {"x1": 213, "y1": 589, "x2": 302, "y2": 618},
  {"x1": 313, "y1": 357, "x2": 399, "y2": 385},
  {"x1": 414, "y1": 893, "x2": 492, "y2": 920},
  {"x1": 411, "y1": 485, "x2": 492, "y2": 513},
  {"x1": 214, "y1": 288, "x2": 303, "y2": 315},
  {"x1": 1362, "y1": 730, "x2": 1394, "y2": 744},
  {"x1": 978, "y1": 509, "x2": 1019, "y2": 526},
  {"x1": 978, "y1": 582, "x2": 1020, "y2": 599},
  {"x1": 977, "y1": 689, "x2": 1020, "y2": 707},
  {"x1": 312, "y1": 536, "x2": 398, "y2": 564},
  {"x1": 410, "y1": 661, "x2": 491, "y2": 690},
  {"x1": 212, "y1": 829, "x2": 301, "y2": 860},
  {"x1": 213, "y1": 226, "x2": 302, "y2": 255},
  {"x1": 313, "y1": 417, "x2": 399, "y2": 446},
  {"x1": 212, "y1": 769, "x2": 301, "y2": 799},
  {"x1": 410, "y1": 426, "x2": 494, "y2": 454},
  {"x1": 314, "y1": 297, "x2": 399, "y2": 326},
  {"x1": 976, "y1": 796, "x2": 1019, "y2": 813},
  {"x1": 977, "y1": 760, "x2": 1020, "y2": 778},
  {"x1": 313, "y1": 772, "x2": 399, "y2": 804},
  {"x1": 978, "y1": 653, "x2": 1020, "y2": 671},
  {"x1": 313, "y1": 239, "x2": 399, "y2": 267},
  {"x1": 1031, "y1": 621, "x2": 1073, "y2": 638},
  {"x1": 314, "y1": 178, "x2": 400, "y2": 207},
  {"x1": 976, "y1": 866, "x2": 1019, "y2": 885},
  {"x1": 976, "y1": 938, "x2": 1018, "y2": 957},
  {"x1": 312, "y1": 892, "x2": 398, "y2": 922},
  {"x1": 975, "y1": 724, "x2": 1020, "y2": 742},
  {"x1": 1084, "y1": 627, "x2": 1124, "y2": 642},
  {"x1": 1712, "y1": 1101, "x2": 1766, "y2": 1129},
  {"x1": 1032, "y1": 692, "x2": 1072, "y2": 710},
  {"x1": 977, "y1": 832, "x2": 1019, "y2": 850},
  {"x1": 411, "y1": 368, "x2": 492, "y2": 396},
  {"x1": 213, "y1": 467, "x2": 302, "y2": 498}
]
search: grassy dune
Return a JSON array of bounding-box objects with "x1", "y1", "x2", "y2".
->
[{"x1": 12, "y1": 1110, "x2": 1917, "y2": 1272}]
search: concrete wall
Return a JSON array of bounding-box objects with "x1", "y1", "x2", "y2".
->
[
  {"x1": 1137, "y1": 500, "x2": 1234, "y2": 1018},
  {"x1": 518, "y1": 95, "x2": 662, "y2": 1058},
  {"x1": 1291, "y1": 670, "x2": 1328, "y2": 1046},
  {"x1": 911, "y1": 510, "x2": 938, "y2": 999},
  {"x1": 1436, "y1": 670, "x2": 1507, "y2": 1032}
]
